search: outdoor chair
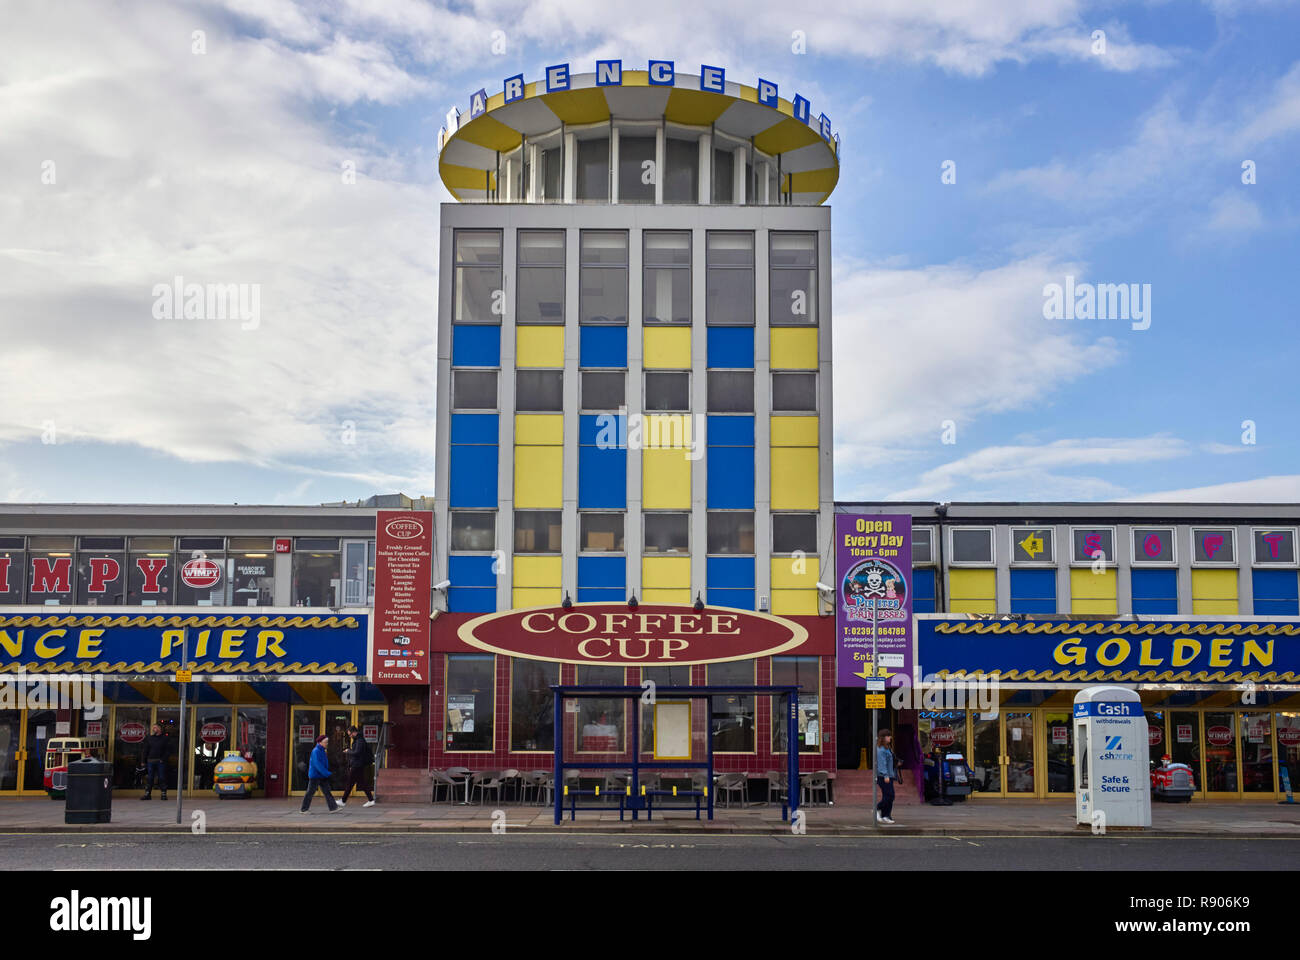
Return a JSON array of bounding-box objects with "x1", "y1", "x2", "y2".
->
[
  {"x1": 430, "y1": 769, "x2": 458, "y2": 804},
  {"x1": 718, "y1": 771, "x2": 747, "y2": 807},
  {"x1": 501, "y1": 768, "x2": 521, "y2": 802},
  {"x1": 803, "y1": 770, "x2": 830, "y2": 806},
  {"x1": 472, "y1": 771, "x2": 505, "y2": 806}
]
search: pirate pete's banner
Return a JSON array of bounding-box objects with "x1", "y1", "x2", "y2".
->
[
  {"x1": 917, "y1": 615, "x2": 1300, "y2": 684},
  {"x1": 0, "y1": 610, "x2": 367, "y2": 676},
  {"x1": 835, "y1": 514, "x2": 913, "y2": 687}
]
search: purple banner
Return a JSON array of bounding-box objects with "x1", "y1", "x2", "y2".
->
[{"x1": 835, "y1": 514, "x2": 913, "y2": 688}]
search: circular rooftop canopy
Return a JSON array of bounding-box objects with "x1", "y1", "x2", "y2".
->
[{"x1": 438, "y1": 66, "x2": 840, "y2": 205}]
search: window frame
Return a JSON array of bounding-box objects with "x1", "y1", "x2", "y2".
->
[
  {"x1": 706, "y1": 511, "x2": 756, "y2": 557},
  {"x1": 1130, "y1": 526, "x2": 1178, "y2": 567},
  {"x1": 772, "y1": 513, "x2": 817, "y2": 556},
  {"x1": 452, "y1": 369, "x2": 498, "y2": 411},
  {"x1": 451, "y1": 229, "x2": 503, "y2": 325},
  {"x1": 579, "y1": 229, "x2": 628, "y2": 325},
  {"x1": 768, "y1": 231, "x2": 818, "y2": 327},
  {"x1": 1250, "y1": 527, "x2": 1298, "y2": 568},
  {"x1": 705, "y1": 230, "x2": 755, "y2": 326},
  {"x1": 644, "y1": 370, "x2": 690, "y2": 412},
  {"x1": 706, "y1": 370, "x2": 754, "y2": 413},
  {"x1": 514, "y1": 369, "x2": 564, "y2": 413},
  {"x1": 449, "y1": 511, "x2": 497, "y2": 553},
  {"x1": 579, "y1": 512, "x2": 626, "y2": 554},
  {"x1": 579, "y1": 370, "x2": 626, "y2": 412},
  {"x1": 947, "y1": 526, "x2": 995, "y2": 567},
  {"x1": 771, "y1": 371, "x2": 817, "y2": 413},
  {"x1": 1009, "y1": 526, "x2": 1057, "y2": 567},
  {"x1": 644, "y1": 512, "x2": 690, "y2": 555},
  {"x1": 515, "y1": 229, "x2": 566, "y2": 325},
  {"x1": 444, "y1": 653, "x2": 496, "y2": 754},
  {"x1": 514, "y1": 511, "x2": 563, "y2": 554},
  {"x1": 508, "y1": 657, "x2": 560, "y2": 753},
  {"x1": 1069, "y1": 525, "x2": 1119, "y2": 568},
  {"x1": 912, "y1": 527, "x2": 936, "y2": 566},
  {"x1": 1190, "y1": 527, "x2": 1238, "y2": 568},
  {"x1": 770, "y1": 655, "x2": 823, "y2": 755}
]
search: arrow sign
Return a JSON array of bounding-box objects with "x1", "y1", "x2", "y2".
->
[
  {"x1": 852, "y1": 665, "x2": 890, "y2": 681},
  {"x1": 1019, "y1": 532, "x2": 1044, "y2": 559}
]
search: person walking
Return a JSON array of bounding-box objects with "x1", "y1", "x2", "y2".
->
[
  {"x1": 140, "y1": 724, "x2": 170, "y2": 801},
  {"x1": 340, "y1": 725, "x2": 376, "y2": 807},
  {"x1": 300, "y1": 734, "x2": 341, "y2": 813},
  {"x1": 876, "y1": 730, "x2": 901, "y2": 824}
]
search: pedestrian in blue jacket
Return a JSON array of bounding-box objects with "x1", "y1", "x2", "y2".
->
[{"x1": 301, "y1": 734, "x2": 341, "y2": 813}]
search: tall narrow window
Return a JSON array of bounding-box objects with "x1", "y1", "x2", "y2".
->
[
  {"x1": 576, "y1": 138, "x2": 610, "y2": 201},
  {"x1": 580, "y1": 231, "x2": 628, "y2": 324},
  {"x1": 643, "y1": 232, "x2": 691, "y2": 325},
  {"x1": 706, "y1": 232, "x2": 754, "y2": 324},
  {"x1": 453, "y1": 230, "x2": 502, "y2": 324},
  {"x1": 664, "y1": 138, "x2": 698, "y2": 203},
  {"x1": 618, "y1": 135, "x2": 655, "y2": 203},
  {"x1": 770, "y1": 233, "x2": 817, "y2": 324},
  {"x1": 517, "y1": 231, "x2": 565, "y2": 324},
  {"x1": 712, "y1": 148, "x2": 734, "y2": 204},
  {"x1": 446, "y1": 655, "x2": 494, "y2": 752}
]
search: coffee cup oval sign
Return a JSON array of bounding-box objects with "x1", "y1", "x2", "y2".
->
[
  {"x1": 384, "y1": 518, "x2": 424, "y2": 540},
  {"x1": 458, "y1": 603, "x2": 808, "y2": 666}
]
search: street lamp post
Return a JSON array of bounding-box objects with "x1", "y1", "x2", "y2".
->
[{"x1": 870, "y1": 598, "x2": 878, "y2": 830}]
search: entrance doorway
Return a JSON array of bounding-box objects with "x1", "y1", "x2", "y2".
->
[
  {"x1": 289, "y1": 706, "x2": 387, "y2": 794},
  {"x1": 0, "y1": 710, "x2": 58, "y2": 795},
  {"x1": 920, "y1": 709, "x2": 1076, "y2": 799}
]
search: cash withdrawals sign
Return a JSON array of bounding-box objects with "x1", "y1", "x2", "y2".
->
[{"x1": 835, "y1": 514, "x2": 913, "y2": 688}]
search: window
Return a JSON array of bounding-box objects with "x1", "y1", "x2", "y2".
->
[
  {"x1": 0, "y1": 547, "x2": 25, "y2": 603},
  {"x1": 772, "y1": 372, "x2": 816, "y2": 412},
  {"x1": 772, "y1": 656, "x2": 821, "y2": 753},
  {"x1": 664, "y1": 138, "x2": 698, "y2": 203},
  {"x1": 644, "y1": 513, "x2": 689, "y2": 553},
  {"x1": 517, "y1": 231, "x2": 565, "y2": 324},
  {"x1": 770, "y1": 233, "x2": 817, "y2": 324},
  {"x1": 510, "y1": 658, "x2": 558, "y2": 751},
  {"x1": 446, "y1": 654, "x2": 494, "y2": 752},
  {"x1": 773, "y1": 514, "x2": 817, "y2": 554},
  {"x1": 453, "y1": 370, "x2": 497, "y2": 410},
  {"x1": 126, "y1": 546, "x2": 172, "y2": 604},
  {"x1": 515, "y1": 511, "x2": 562, "y2": 553},
  {"x1": 1192, "y1": 528, "x2": 1236, "y2": 565},
  {"x1": 706, "y1": 232, "x2": 753, "y2": 324},
  {"x1": 912, "y1": 528, "x2": 934, "y2": 565},
  {"x1": 950, "y1": 527, "x2": 994, "y2": 565},
  {"x1": 707, "y1": 371, "x2": 753, "y2": 412},
  {"x1": 580, "y1": 513, "x2": 625, "y2": 552},
  {"x1": 643, "y1": 232, "x2": 691, "y2": 324},
  {"x1": 230, "y1": 552, "x2": 274, "y2": 606},
  {"x1": 576, "y1": 138, "x2": 609, "y2": 201},
  {"x1": 1010, "y1": 527, "x2": 1056, "y2": 564},
  {"x1": 1070, "y1": 527, "x2": 1117, "y2": 566},
  {"x1": 707, "y1": 512, "x2": 755, "y2": 555},
  {"x1": 580, "y1": 231, "x2": 628, "y2": 323},
  {"x1": 1253, "y1": 528, "x2": 1298, "y2": 566},
  {"x1": 75, "y1": 551, "x2": 125, "y2": 605},
  {"x1": 515, "y1": 370, "x2": 563, "y2": 412},
  {"x1": 708, "y1": 660, "x2": 754, "y2": 752},
  {"x1": 576, "y1": 665, "x2": 625, "y2": 753},
  {"x1": 175, "y1": 546, "x2": 227, "y2": 606},
  {"x1": 618, "y1": 134, "x2": 655, "y2": 203},
  {"x1": 451, "y1": 512, "x2": 495, "y2": 551},
  {"x1": 341, "y1": 540, "x2": 373, "y2": 606},
  {"x1": 645, "y1": 371, "x2": 689, "y2": 411},
  {"x1": 452, "y1": 230, "x2": 502, "y2": 324},
  {"x1": 581, "y1": 371, "x2": 625, "y2": 410},
  {"x1": 1132, "y1": 527, "x2": 1176, "y2": 565},
  {"x1": 640, "y1": 665, "x2": 692, "y2": 753},
  {"x1": 292, "y1": 550, "x2": 337, "y2": 606},
  {"x1": 539, "y1": 145, "x2": 563, "y2": 201},
  {"x1": 712, "y1": 148, "x2": 734, "y2": 204}
]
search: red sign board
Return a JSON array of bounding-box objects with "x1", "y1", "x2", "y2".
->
[
  {"x1": 200, "y1": 722, "x2": 227, "y2": 744},
  {"x1": 275, "y1": 538, "x2": 291, "y2": 554},
  {"x1": 930, "y1": 726, "x2": 955, "y2": 748},
  {"x1": 298, "y1": 725, "x2": 316, "y2": 744},
  {"x1": 1148, "y1": 726, "x2": 1163, "y2": 747},
  {"x1": 1207, "y1": 725, "x2": 1233, "y2": 747},
  {"x1": 459, "y1": 604, "x2": 808, "y2": 665},
  {"x1": 372, "y1": 510, "x2": 433, "y2": 684},
  {"x1": 180, "y1": 557, "x2": 222, "y2": 589},
  {"x1": 119, "y1": 722, "x2": 146, "y2": 743},
  {"x1": 85, "y1": 721, "x2": 103, "y2": 737},
  {"x1": 363, "y1": 724, "x2": 379, "y2": 741},
  {"x1": 1279, "y1": 727, "x2": 1300, "y2": 747}
]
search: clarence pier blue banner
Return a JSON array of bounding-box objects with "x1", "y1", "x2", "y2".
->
[
  {"x1": 917, "y1": 616, "x2": 1300, "y2": 684},
  {"x1": 0, "y1": 611, "x2": 368, "y2": 676}
]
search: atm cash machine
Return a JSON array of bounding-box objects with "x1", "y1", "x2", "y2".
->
[{"x1": 1074, "y1": 685, "x2": 1151, "y2": 829}]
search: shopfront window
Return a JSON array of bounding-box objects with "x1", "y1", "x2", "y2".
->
[
  {"x1": 918, "y1": 711, "x2": 968, "y2": 759},
  {"x1": 236, "y1": 707, "x2": 268, "y2": 791},
  {"x1": 1204, "y1": 711, "x2": 1237, "y2": 792},
  {"x1": 192, "y1": 709, "x2": 232, "y2": 790},
  {"x1": 127, "y1": 537, "x2": 174, "y2": 604},
  {"x1": 1278, "y1": 713, "x2": 1300, "y2": 796},
  {"x1": 292, "y1": 539, "x2": 339, "y2": 606},
  {"x1": 230, "y1": 551, "x2": 274, "y2": 606},
  {"x1": 640, "y1": 665, "x2": 691, "y2": 754},
  {"x1": 175, "y1": 537, "x2": 226, "y2": 606},
  {"x1": 707, "y1": 660, "x2": 754, "y2": 752},
  {"x1": 75, "y1": 537, "x2": 126, "y2": 605},
  {"x1": 1145, "y1": 711, "x2": 1166, "y2": 771},
  {"x1": 342, "y1": 540, "x2": 371, "y2": 606},
  {"x1": 771, "y1": 656, "x2": 820, "y2": 753},
  {"x1": 971, "y1": 712, "x2": 1001, "y2": 792},
  {"x1": 111, "y1": 707, "x2": 154, "y2": 789},
  {"x1": 1170, "y1": 711, "x2": 1200, "y2": 774},
  {"x1": 27, "y1": 536, "x2": 76, "y2": 605},
  {"x1": 446, "y1": 655, "x2": 495, "y2": 752},
  {"x1": 0, "y1": 538, "x2": 25, "y2": 603},
  {"x1": 291, "y1": 709, "x2": 319, "y2": 792},
  {"x1": 576, "y1": 665, "x2": 625, "y2": 753},
  {"x1": 1242, "y1": 712, "x2": 1274, "y2": 793},
  {"x1": 510, "y1": 658, "x2": 558, "y2": 752}
]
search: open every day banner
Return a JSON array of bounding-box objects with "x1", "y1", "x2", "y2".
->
[{"x1": 835, "y1": 514, "x2": 913, "y2": 687}]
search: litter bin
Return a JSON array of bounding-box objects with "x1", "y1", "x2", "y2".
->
[{"x1": 65, "y1": 757, "x2": 113, "y2": 824}]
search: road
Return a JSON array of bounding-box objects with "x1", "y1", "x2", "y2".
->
[{"x1": 1, "y1": 832, "x2": 1295, "y2": 870}]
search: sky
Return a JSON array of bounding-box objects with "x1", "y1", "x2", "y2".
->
[{"x1": 1, "y1": 0, "x2": 1297, "y2": 506}]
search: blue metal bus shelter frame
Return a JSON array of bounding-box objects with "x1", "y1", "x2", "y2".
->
[{"x1": 551, "y1": 684, "x2": 801, "y2": 825}]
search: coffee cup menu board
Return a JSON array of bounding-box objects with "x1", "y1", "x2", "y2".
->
[{"x1": 371, "y1": 510, "x2": 433, "y2": 684}]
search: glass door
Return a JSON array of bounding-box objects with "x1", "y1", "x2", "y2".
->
[
  {"x1": 0, "y1": 712, "x2": 22, "y2": 793},
  {"x1": 1241, "y1": 713, "x2": 1275, "y2": 796},
  {"x1": 1004, "y1": 712, "x2": 1036, "y2": 795},
  {"x1": 1043, "y1": 711, "x2": 1075, "y2": 796},
  {"x1": 322, "y1": 710, "x2": 353, "y2": 792},
  {"x1": 1170, "y1": 711, "x2": 1203, "y2": 798},
  {"x1": 290, "y1": 708, "x2": 320, "y2": 793},
  {"x1": 1204, "y1": 711, "x2": 1238, "y2": 796},
  {"x1": 970, "y1": 711, "x2": 1002, "y2": 795},
  {"x1": 1278, "y1": 713, "x2": 1300, "y2": 798},
  {"x1": 22, "y1": 710, "x2": 57, "y2": 794},
  {"x1": 192, "y1": 708, "x2": 233, "y2": 791}
]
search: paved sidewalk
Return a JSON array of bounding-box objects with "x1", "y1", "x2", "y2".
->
[{"x1": 3, "y1": 795, "x2": 1300, "y2": 836}]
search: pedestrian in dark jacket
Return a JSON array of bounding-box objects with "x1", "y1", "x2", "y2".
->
[
  {"x1": 300, "y1": 734, "x2": 340, "y2": 813},
  {"x1": 140, "y1": 725, "x2": 170, "y2": 800},
  {"x1": 340, "y1": 725, "x2": 376, "y2": 807}
]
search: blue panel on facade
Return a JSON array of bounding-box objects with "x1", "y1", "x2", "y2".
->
[
  {"x1": 577, "y1": 587, "x2": 625, "y2": 603},
  {"x1": 580, "y1": 325, "x2": 628, "y2": 368},
  {"x1": 452, "y1": 324, "x2": 500, "y2": 367},
  {"x1": 1132, "y1": 598, "x2": 1179, "y2": 615},
  {"x1": 1010, "y1": 598, "x2": 1057, "y2": 614},
  {"x1": 707, "y1": 446, "x2": 754, "y2": 509},
  {"x1": 1254, "y1": 598, "x2": 1300, "y2": 616},
  {"x1": 913, "y1": 596, "x2": 936, "y2": 614},
  {"x1": 913, "y1": 568, "x2": 936, "y2": 600},
  {"x1": 448, "y1": 587, "x2": 496, "y2": 613},
  {"x1": 1131, "y1": 568, "x2": 1177, "y2": 600},
  {"x1": 449, "y1": 555, "x2": 498, "y2": 588},
  {"x1": 579, "y1": 445, "x2": 627, "y2": 508},
  {"x1": 706, "y1": 415, "x2": 754, "y2": 446},
  {"x1": 578, "y1": 556, "x2": 626, "y2": 589},
  {"x1": 450, "y1": 413, "x2": 499, "y2": 445},
  {"x1": 449, "y1": 444, "x2": 498, "y2": 507},
  {"x1": 1253, "y1": 568, "x2": 1299, "y2": 601},
  {"x1": 579, "y1": 414, "x2": 620, "y2": 446},
  {"x1": 707, "y1": 556, "x2": 755, "y2": 589},
  {"x1": 707, "y1": 588, "x2": 755, "y2": 611},
  {"x1": 1010, "y1": 569, "x2": 1056, "y2": 601},
  {"x1": 707, "y1": 327, "x2": 754, "y2": 368}
]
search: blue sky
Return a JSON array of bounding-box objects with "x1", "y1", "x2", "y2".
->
[{"x1": 1, "y1": 0, "x2": 1297, "y2": 505}]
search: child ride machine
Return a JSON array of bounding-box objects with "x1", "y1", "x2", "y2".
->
[{"x1": 43, "y1": 737, "x2": 107, "y2": 799}]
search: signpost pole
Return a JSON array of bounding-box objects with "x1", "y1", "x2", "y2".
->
[
  {"x1": 870, "y1": 600, "x2": 878, "y2": 830},
  {"x1": 176, "y1": 630, "x2": 188, "y2": 826}
]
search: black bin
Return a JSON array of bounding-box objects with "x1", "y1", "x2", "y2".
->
[{"x1": 65, "y1": 758, "x2": 113, "y2": 824}]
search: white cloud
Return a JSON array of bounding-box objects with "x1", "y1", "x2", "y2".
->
[
  {"x1": 1206, "y1": 189, "x2": 1265, "y2": 233},
  {"x1": 1132, "y1": 474, "x2": 1300, "y2": 502}
]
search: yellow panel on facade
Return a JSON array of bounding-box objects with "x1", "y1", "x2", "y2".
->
[
  {"x1": 770, "y1": 447, "x2": 818, "y2": 510},
  {"x1": 1192, "y1": 598, "x2": 1240, "y2": 615},
  {"x1": 770, "y1": 416, "x2": 818, "y2": 447},
  {"x1": 664, "y1": 88, "x2": 733, "y2": 126},
  {"x1": 1070, "y1": 568, "x2": 1117, "y2": 600},
  {"x1": 514, "y1": 446, "x2": 562, "y2": 508},
  {"x1": 643, "y1": 588, "x2": 692, "y2": 606},
  {"x1": 513, "y1": 555, "x2": 562, "y2": 589},
  {"x1": 455, "y1": 112, "x2": 524, "y2": 153},
  {"x1": 771, "y1": 589, "x2": 820, "y2": 616},
  {"x1": 642, "y1": 556, "x2": 691, "y2": 589},
  {"x1": 643, "y1": 327, "x2": 691, "y2": 369},
  {"x1": 513, "y1": 587, "x2": 562, "y2": 608},
  {"x1": 540, "y1": 87, "x2": 610, "y2": 125},
  {"x1": 1072, "y1": 598, "x2": 1119, "y2": 615},
  {"x1": 771, "y1": 557, "x2": 819, "y2": 589},
  {"x1": 752, "y1": 116, "x2": 823, "y2": 156},
  {"x1": 516, "y1": 326, "x2": 564, "y2": 368},
  {"x1": 642, "y1": 448, "x2": 691, "y2": 508},
  {"x1": 514, "y1": 414, "x2": 563, "y2": 445},
  {"x1": 948, "y1": 569, "x2": 995, "y2": 601},
  {"x1": 1191, "y1": 568, "x2": 1239, "y2": 601},
  {"x1": 770, "y1": 327, "x2": 818, "y2": 369},
  {"x1": 949, "y1": 599, "x2": 997, "y2": 615}
]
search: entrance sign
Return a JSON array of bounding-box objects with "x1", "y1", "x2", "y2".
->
[
  {"x1": 835, "y1": 514, "x2": 913, "y2": 687},
  {"x1": 371, "y1": 510, "x2": 432, "y2": 684}
]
